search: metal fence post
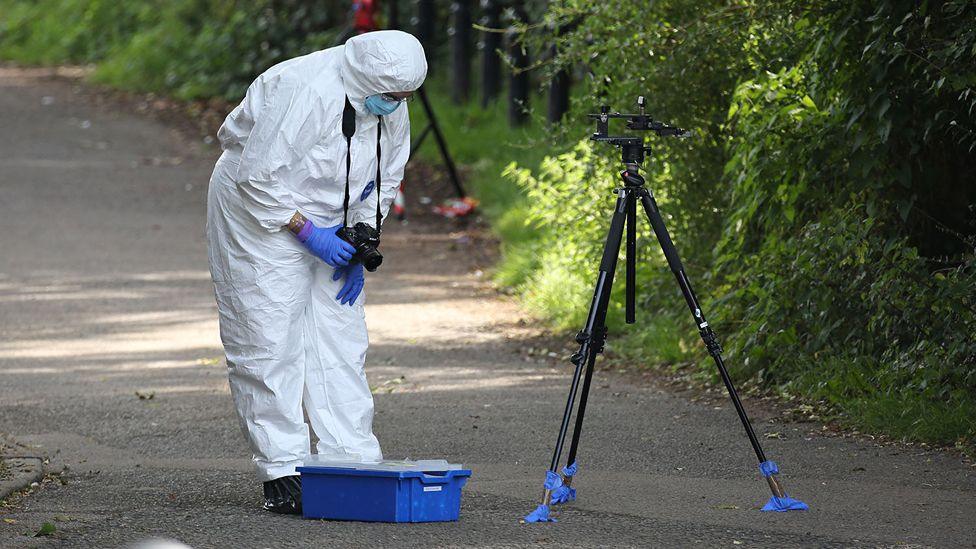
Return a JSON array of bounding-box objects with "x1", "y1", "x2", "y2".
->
[
  {"x1": 507, "y1": 0, "x2": 529, "y2": 126},
  {"x1": 450, "y1": 0, "x2": 472, "y2": 104},
  {"x1": 547, "y1": 36, "x2": 570, "y2": 123},
  {"x1": 479, "y1": 0, "x2": 502, "y2": 107},
  {"x1": 547, "y1": 67, "x2": 570, "y2": 123},
  {"x1": 388, "y1": 0, "x2": 400, "y2": 29},
  {"x1": 415, "y1": 0, "x2": 437, "y2": 72}
]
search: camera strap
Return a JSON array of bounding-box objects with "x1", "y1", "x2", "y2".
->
[{"x1": 341, "y1": 96, "x2": 383, "y2": 233}]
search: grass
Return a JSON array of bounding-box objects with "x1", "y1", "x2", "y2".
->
[
  {"x1": 407, "y1": 80, "x2": 550, "y2": 302},
  {"x1": 791, "y1": 356, "x2": 976, "y2": 453},
  {"x1": 410, "y1": 83, "x2": 716, "y2": 385},
  {"x1": 408, "y1": 79, "x2": 546, "y2": 233}
]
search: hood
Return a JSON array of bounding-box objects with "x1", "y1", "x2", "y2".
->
[{"x1": 340, "y1": 30, "x2": 428, "y2": 113}]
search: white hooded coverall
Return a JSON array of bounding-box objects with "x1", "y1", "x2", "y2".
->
[{"x1": 206, "y1": 31, "x2": 427, "y2": 481}]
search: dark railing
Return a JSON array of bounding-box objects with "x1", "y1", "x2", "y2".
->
[
  {"x1": 506, "y1": 0, "x2": 530, "y2": 126},
  {"x1": 450, "y1": 0, "x2": 473, "y2": 103},
  {"x1": 382, "y1": 0, "x2": 571, "y2": 128},
  {"x1": 479, "y1": 0, "x2": 503, "y2": 108}
]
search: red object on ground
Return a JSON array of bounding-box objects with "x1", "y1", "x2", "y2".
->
[
  {"x1": 433, "y1": 197, "x2": 478, "y2": 219},
  {"x1": 392, "y1": 182, "x2": 406, "y2": 220},
  {"x1": 353, "y1": 0, "x2": 379, "y2": 33}
]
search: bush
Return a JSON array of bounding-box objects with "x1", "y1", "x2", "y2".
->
[
  {"x1": 504, "y1": 0, "x2": 976, "y2": 447},
  {"x1": 0, "y1": 0, "x2": 346, "y2": 100},
  {"x1": 0, "y1": 0, "x2": 147, "y2": 64}
]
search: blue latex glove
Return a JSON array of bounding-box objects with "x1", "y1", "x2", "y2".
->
[
  {"x1": 333, "y1": 262, "x2": 365, "y2": 306},
  {"x1": 296, "y1": 221, "x2": 355, "y2": 268}
]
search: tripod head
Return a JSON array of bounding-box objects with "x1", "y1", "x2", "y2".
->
[{"x1": 588, "y1": 96, "x2": 691, "y2": 164}]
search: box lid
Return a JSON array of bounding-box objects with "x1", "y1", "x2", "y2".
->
[{"x1": 298, "y1": 456, "x2": 465, "y2": 474}]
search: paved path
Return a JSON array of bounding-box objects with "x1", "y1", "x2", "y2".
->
[{"x1": 0, "y1": 68, "x2": 974, "y2": 548}]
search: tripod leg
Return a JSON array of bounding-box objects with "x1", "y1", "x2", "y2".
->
[
  {"x1": 409, "y1": 124, "x2": 433, "y2": 159},
  {"x1": 556, "y1": 191, "x2": 638, "y2": 505},
  {"x1": 416, "y1": 87, "x2": 467, "y2": 198},
  {"x1": 637, "y1": 188, "x2": 808, "y2": 511},
  {"x1": 548, "y1": 188, "x2": 627, "y2": 489},
  {"x1": 524, "y1": 189, "x2": 629, "y2": 523},
  {"x1": 625, "y1": 192, "x2": 637, "y2": 324}
]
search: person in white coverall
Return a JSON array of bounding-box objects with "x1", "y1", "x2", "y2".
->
[{"x1": 206, "y1": 30, "x2": 427, "y2": 514}]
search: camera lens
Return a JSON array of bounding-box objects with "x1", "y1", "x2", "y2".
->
[{"x1": 360, "y1": 246, "x2": 383, "y2": 272}]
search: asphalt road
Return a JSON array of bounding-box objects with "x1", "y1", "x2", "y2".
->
[{"x1": 0, "y1": 68, "x2": 974, "y2": 548}]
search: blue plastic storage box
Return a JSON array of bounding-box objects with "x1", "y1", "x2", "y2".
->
[{"x1": 297, "y1": 458, "x2": 472, "y2": 522}]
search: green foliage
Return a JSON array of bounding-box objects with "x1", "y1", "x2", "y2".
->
[
  {"x1": 34, "y1": 522, "x2": 57, "y2": 537},
  {"x1": 96, "y1": 0, "x2": 345, "y2": 100},
  {"x1": 0, "y1": 0, "x2": 346, "y2": 100},
  {"x1": 404, "y1": 81, "x2": 551, "y2": 299},
  {"x1": 407, "y1": 84, "x2": 546, "y2": 225},
  {"x1": 721, "y1": 203, "x2": 975, "y2": 440},
  {"x1": 712, "y1": 0, "x2": 976, "y2": 446},
  {"x1": 502, "y1": 141, "x2": 612, "y2": 324},
  {"x1": 0, "y1": 0, "x2": 146, "y2": 64},
  {"x1": 503, "y1": 0, "x2": 976, "y2": 447}
]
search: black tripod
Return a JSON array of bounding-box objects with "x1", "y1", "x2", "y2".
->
[
  {"x1": 525, "y1": 98, "x2": 806, "y2": 522},
  {"x1": 408, "y1": 86, "x2": 467, "y2": 200}
]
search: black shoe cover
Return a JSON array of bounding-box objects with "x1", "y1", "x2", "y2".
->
[{"x1": 263, "y1": 475, "x2": 302, "y2": 515}]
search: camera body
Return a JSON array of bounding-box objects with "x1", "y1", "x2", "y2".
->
[{"x1": 337, "y1": 222, "x2": 383, "y2": 272}]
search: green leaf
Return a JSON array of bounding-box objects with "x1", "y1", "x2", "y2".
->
[
  {"x1": 876, "y1": 97, "x2": 891, "y2": 119},
  {"x1": 897, "y1": 196, "x2": 916, "y2": 221},
  {"x1": 879, "y1": 119, "x2": 892, "y2": 143},
  {"x1": 35, "y1": 523, "x2": 56, "y2": 537},
  {"x1": 800, "y1": 95, "x2": 817, "y2": 110},
  {"x1": 727, "y1": 101, "x2": 740, "y2": 119},
  {"x1": 784, "y1": 206, "x2": 796, "y2": 222}
]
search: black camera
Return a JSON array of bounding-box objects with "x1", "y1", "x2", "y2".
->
[{"x1": 337, "y1": 222, "x2": 383, "y2": 272}]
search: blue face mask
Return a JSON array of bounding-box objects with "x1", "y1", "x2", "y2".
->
[{"x1": 364, "y1": 94, "x2": 401, "y2": 116}]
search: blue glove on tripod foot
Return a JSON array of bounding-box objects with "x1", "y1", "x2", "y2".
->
[
  {"x1": 296, "y1": 220, "x2": 355, "y2": 268},
  {"x1": 333, "y1": 262, "x2": 365, "y2": 306}
]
